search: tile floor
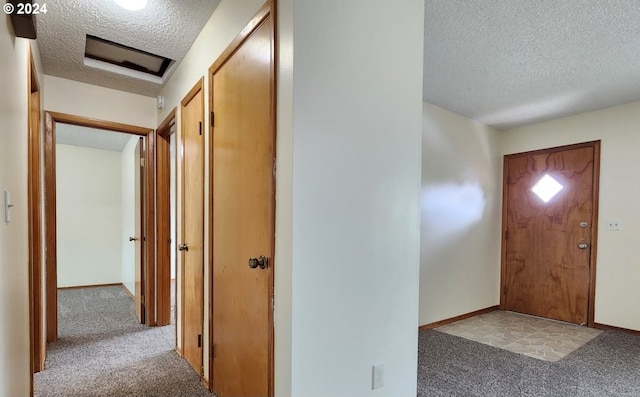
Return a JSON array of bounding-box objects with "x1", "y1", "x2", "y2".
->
[{"x1": 435, "y1": 310, "x2": 603, "y2": 362}]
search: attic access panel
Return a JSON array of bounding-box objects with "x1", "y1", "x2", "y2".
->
[{"x1": 85, "y1": 35, "x2": 173, "y2": 77}]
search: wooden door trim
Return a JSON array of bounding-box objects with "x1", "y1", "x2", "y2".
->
[
  {"x1": 145, "y1": 133, "x2": 157, "y2": 326},
  {"x1": 27, "y1": 45, "x2": 44, "y2": 397},
  {"x1": 46, "y1": 112, "x2": 151, "y2": 136},
  {"x1": 44, "y1": 112, "x2": 156, "y2": 341},
  {"x1": 179, "y1": 78, "x2": 205, "y2": 371},
  {"x1": 156, "y1": 108, "x2": 176, "y2": 327},
  {"x1": 181, "y1": 79, "x2": 204, "y2": 107},
  {"x1": 208, "y1": 2, "x2": 272, "y2": 75},
  {"x1": 587, "y1": 142, "x2": 601, "y2": 327},
  {"x1": 207, "y1": 1, "x2": 276, "y2": 394},
  {"x1": 504, "y1": 141, "x2": 599, "y2": 159},
  {"x1": 44, "y1": 113, "x2": 57, "y2": 343},
  {"x1": 500, "y1": 140, "x2": 601, "y2": 327}
]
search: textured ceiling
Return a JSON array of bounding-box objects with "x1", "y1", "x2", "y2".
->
[
  {"x1": 424, "y1": 1, "x2": 640, "y2": 129},
  {"x1": 56, "y1": 123, "x2": 134, "y2": 152},
  {"x1": 37, "y1": 0, "x2": 221, "y2": 97}
]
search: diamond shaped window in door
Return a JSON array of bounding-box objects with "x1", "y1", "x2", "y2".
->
[{"x1": 531, "y1": 174, "x2": 563, "y2": 203}]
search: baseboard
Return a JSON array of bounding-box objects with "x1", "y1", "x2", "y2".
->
[
  {"x1": 121, "y1": 284, "x2": 135, "y2": 300},
  {"x1": 201, "y1": 377, "x2": 209, "y2": 389},
  {"x1": 419, "y1": 305, "x2": 499, "y2": 331},
  {"x1": 57, "y1": 282, "x2": 122, "y2": 290},
  {"x1": 593, "y1": 322, "x2": 640, "y2": 336},
  {"x1": 176, "y1": 347, "x2": 183, "y2": 357}
]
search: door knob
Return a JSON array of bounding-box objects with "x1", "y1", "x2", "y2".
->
[
  {"x1": 178, "y1": 243, "x2": 189, "y2": 252},
  {"x1": 578, "y1": 242, "x2": 589, "y2": 249},
  {"x1": 129, "y1": 236, "x2": 138, "y2": 242},
  {"x1": 248, "y1": 256, "x2": 268, "y2": 269}
]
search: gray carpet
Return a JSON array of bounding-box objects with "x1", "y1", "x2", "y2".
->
[
  {"x1": 418, "y1": 328, "x2": 640, "y2": 397},
  {"x1": 34, "y1": 285, "x2": 213, "y2": 397}
]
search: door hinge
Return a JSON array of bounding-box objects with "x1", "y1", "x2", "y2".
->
[
  {"x1": 197, "y1": 334, "x2": 202, "y2": 348},
  {"x1": 140, "y1": 157, "x2": 146, "y2": 167},
  {"x1": 272, "y1": 160, "x2": 277, "y2": 177},
  {"x1": 502, "y1": 286, "x2": 507, "y2": 296},
  {"x1": 210, "y1": 111, "x2": 214, "y2": 127},
  {"x1": 505, "y1": 230, "x2": 509, "y2": 240},
  {"x1": 199, "y1": 121, "x2": 202, "y2": 136},
  {"x1": 210, "y1": 344, "x2": 214, "y2": 359},
  {"x1": 141, "y1": 294, "x2": 145, "y2": 305}
]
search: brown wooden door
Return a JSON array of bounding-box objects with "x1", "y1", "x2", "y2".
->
[
  {"x1": 134, "y1": 137, "x2": 145, "y2": 323},
  {"x1": 502, "y1": 142, "x2": 600, "y2": 324},
  {"x1": 210, "y1": 10, "x2": 275, "y2": 397},
  {"x1": 180, "y1": 82, "x2": 205, "y2": 375}
]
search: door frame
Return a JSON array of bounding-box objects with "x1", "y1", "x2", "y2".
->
[
  {"x1": 27, "y1": 44, "x2": 44, "y2": 393},
  {"x1": 499, "y1": 140, "x2": 601, "y2": 326},
  {"x1": 207, "y1": 1, "x2": 276, "y2": 393},
  {"x1": 156, "y1": 108, "x2": 177, "y2": 327},
  {"x1": 43, "y1": 112, "x2": 157, "y2": 341}
]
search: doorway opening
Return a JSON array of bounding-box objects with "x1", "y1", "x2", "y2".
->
[{"x1": 43, "y1": 112, "x2": 156, "y2": 344}]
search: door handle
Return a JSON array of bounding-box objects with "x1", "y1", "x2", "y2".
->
[
  {"x1": 578, "y1": 242, "x2": 589, "y2": 249},
  {"x1": 248, "y1": 256, "x2": 268, "y2": 270},
  {"x1": 129, "y1": 236, "x2": 138, "y2": 242},
  {"x1": 178, "y1": 243, "x2": 189, "y2": 252}
]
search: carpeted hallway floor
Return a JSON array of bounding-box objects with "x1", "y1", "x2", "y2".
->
[
  {"x1": 34, "y1": 285, "x2": 213, "y2": 397},
  {"x1": 419, "y1": 328, "x2": 640, "y2": 397},
  {"x1": 37, "y1": 285, "x2": 640, "y2": 396}
]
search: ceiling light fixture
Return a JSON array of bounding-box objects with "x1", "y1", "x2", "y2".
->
[{"x1": 113, "y1": 0, "x2": 148, "y2": 11}]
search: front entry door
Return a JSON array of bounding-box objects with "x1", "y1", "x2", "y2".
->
[
  {"x1": 180, "y1": 81, "x2": 205, "y2": 375},
  {"x1": 210, "y1": 7, "x2": 275, "y2": 397},
  {"x1": 502, "y1": 141, "x2": 600, "y2": 324}
]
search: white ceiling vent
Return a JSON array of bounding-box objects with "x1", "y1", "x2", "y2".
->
[{"x1": 84, "y1": 35, "x2": 173, "y2": 80}]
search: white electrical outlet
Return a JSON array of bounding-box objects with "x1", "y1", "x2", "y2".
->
[
  {"x1": 372, "y1": 363, "x2": 384, "y2": 390},
  {"x1": 607, "y1": 219, "x2": 622, "y2": 231}
]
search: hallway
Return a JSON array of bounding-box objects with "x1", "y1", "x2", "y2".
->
[{"x1": 34, "y1": 286, "x2": 212, "y2": 397}]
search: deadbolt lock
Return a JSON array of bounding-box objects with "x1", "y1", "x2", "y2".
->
[
  {"x1": 578, "y1": 242, "x2": 589, "y2": 249},
  {"x1": 178, "y1": 243, "x2": 189, "y2": 252}
]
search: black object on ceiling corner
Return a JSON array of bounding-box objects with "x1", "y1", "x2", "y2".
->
[{"x1": 8, "y1": 0, "x2": 37, "y2": 39}]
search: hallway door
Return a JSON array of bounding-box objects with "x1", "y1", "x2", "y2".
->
[
  {"x1": 180, "y1": 81, "x2": 205, "y2": 375},
  {"x1": 502, "y1": 141, "x2": 600, "y2": 325},
  {"x1": 133, "y1": 137, "x2": 145, "y2": 323},
  {"x1": 210, "y1": 5, "x2": 275, "y2": 396}
]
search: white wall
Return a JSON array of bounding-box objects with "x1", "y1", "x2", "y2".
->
[
  {"x1": 275, "y1": 0, "x2": 294, "y2": 395},
  {"x1": 121, "y1": 136, "x2": 138, "y2": 295},
  {"x1": 286, "y1": 1, "x2": 424, "y2": 396},
  {"x1": 0, "y1": 20, "x2": 32, "y2": 397},
  {"x1": 419, "y1": 102, "x2": 502, "y2": 325},
  {"x1": 500, "y1": 101, "x2": 640, "y2": 331},
  {"x1": 44, "y1": 75, "x2": 156, "y2": 128},
  {"x1": 157, "y1": 0, "x2": 265, "y2": 372},
  {"x1": 56, "y1": 144, "x2": 123, "y2": 287}
]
